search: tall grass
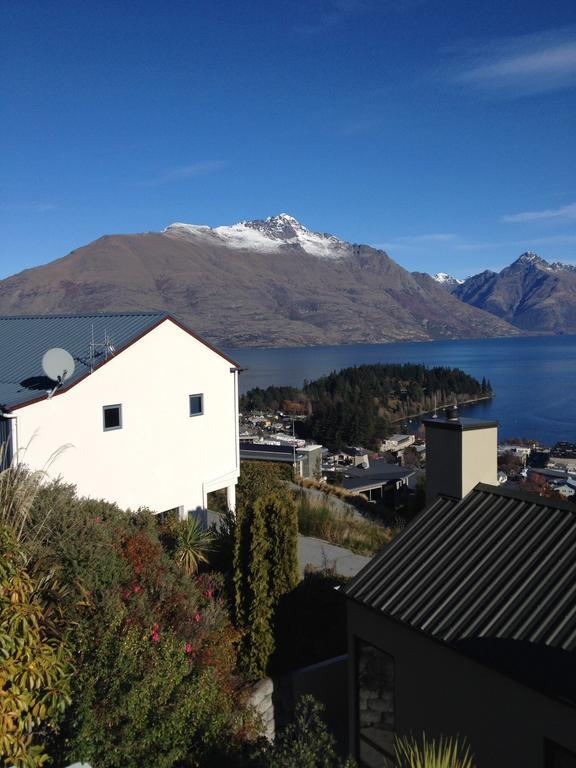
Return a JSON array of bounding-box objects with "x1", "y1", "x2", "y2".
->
[
  {"x1": 296, "y1": 492, "x2": 394, "y2": 556},
  {"x1": 0, "y1": 442, "x2": 68, "y2": 551}
]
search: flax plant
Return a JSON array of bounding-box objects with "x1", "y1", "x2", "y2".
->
[
  {"x1": 395, "y1": 734, "x2": 476, "y2": 768},
  {"x1": 175, "y1": 516, "x2": 215, "y2": 576}
]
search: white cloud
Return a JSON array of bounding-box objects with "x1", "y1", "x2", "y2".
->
[
  {"x1": 501, "y1": 202, "x2": 576, "y2": 224},
  {"x1": 142, "y1": 161, "x2": 226, "y2": 188},
  {"x1": 448, "y1": 28, "x2": 576, "y2": 96}
]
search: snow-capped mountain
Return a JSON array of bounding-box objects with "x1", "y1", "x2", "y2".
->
[
  {"x1": 432, "y1": 272, "x2": 465, "y2": 288},
  {"x1": 164, "y1": 213, "x2": 351, "y2": 259},
  {"x1": 453, "y1": 252, "x2": 576, "y2": 333},
  {"x1": 0, "y1": 213, "x2": 518, "y2": 348}
]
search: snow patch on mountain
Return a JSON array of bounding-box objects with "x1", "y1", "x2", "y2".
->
[
  {"x1": 163, "y1": 213, "x2": 351, "y2": 259},
  {"x1": 432, "y1": 272, "x2": 464, "y2": 286},
  {"x1": 512, "y1": 252, "x2": 576, "y2": 274}
]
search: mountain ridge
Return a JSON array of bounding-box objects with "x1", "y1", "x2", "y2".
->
[
  {"x1": 450, "y1": 251, "x2": 576, "y2": 333},
  {"x1": 0, "y1": 214, "x2": 520, "y2": 348}
]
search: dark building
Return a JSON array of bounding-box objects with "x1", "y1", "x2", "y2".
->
[{"x1": 345, "y1": 412, "x2": 576, "y2": 767}]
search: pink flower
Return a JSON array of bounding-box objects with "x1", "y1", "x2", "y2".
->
[
  {"x1": 94, "y1": 516, "x2": 102, "y2": 524},
  {"x1": 204, "y1": 589, "x2": 214, "y2": 600},
  {"x1": 192, "y1": 612, "x2": 201, "y2": 623},
  {"x1": 133, "y1": 585, "x2": 142, "y2": 593},
  {"x1": 152, "y1": 631, "x2": 160, "y2": 643},
  {"x1": 185, "y1": 642, "x2": 193, "y2": 655}
]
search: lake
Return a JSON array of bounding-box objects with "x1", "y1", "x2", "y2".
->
[{"x1": 226, "y1": 335, "x2": 576, "y2": 447}]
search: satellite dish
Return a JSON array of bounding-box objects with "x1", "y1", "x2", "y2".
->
[{"x1": 42, "y1": 348, "x2": 75, "y2": 382}]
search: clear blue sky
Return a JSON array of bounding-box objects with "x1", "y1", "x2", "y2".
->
[{"x1": 1, "y1": 0, "x2": 575, "y2": 280}]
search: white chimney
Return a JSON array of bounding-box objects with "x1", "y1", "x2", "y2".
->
[{"x1": 424, "y1": 406, "x2": 498, "y2": 501}]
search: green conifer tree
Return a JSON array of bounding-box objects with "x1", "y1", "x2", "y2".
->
[
  {"x1": 233, "y1": 500, "x2": 274, "y2": 679},
  {"x1": 258, "y1": 493, "x2": 299, "y2": 605}
]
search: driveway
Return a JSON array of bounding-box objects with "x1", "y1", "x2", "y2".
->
[{"x1": 298, "y1": 534, "x2": 371, "y2": 578}]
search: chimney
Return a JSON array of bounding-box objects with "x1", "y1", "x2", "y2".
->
[{"x1": 424, "y1": 408, "x2": 498, "y2": 501}]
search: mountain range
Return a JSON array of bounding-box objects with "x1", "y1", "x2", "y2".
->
[
  {"x1": 0, "y1": 214, "x2": 519, "y2": 348},
  {"x1": 437, "y1": 252, "x2": 576, "y2": 334},
  {"x1": 2, "y1": 214, "x2": 573, "y2": 346}
]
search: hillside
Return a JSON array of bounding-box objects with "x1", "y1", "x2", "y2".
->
[
  {"x1": 0, "y1": 214, "x2": 519, "y2": 348},
  {"x1": 452, "y1": 252, "x2": 576, "y2": 334}
]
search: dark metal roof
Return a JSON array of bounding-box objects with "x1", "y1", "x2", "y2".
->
[
  {"x1": 345, "y1": 483, "x2": 576, "y2": 652},
  {"x1": 0, "y1": 312, "x2": 239, "y2": 411},
  {"x1": 423, "y1": 416, "x2": 499, "y2": 431}
]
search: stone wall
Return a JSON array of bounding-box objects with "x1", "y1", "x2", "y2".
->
[{"x1": 248, "y1": 677, "x2": 275, "y2": 741}]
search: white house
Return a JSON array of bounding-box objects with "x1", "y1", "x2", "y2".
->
[{"x1": 0, "y1": 313, "x2": 240, "y2": 516}]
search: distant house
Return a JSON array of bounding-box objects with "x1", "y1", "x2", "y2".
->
[
  {"x1": 344, "y1": 410, "x2": 576, "y2": 767},
  {"x1": 556, "y1": 484, "x2": 576, "y2": 498},
  {"x1": 0, "y1": 313, "x2": 240, "y2": 515},
  {"x1": 380, "y1": 434, "x2": 415, "y2": 454},
  {"x1": 340, "y1": 459, "x2": 415, "y2": 504},
  {"x1": 239, "y1": 439, "x2": 322, "y2": 479}
]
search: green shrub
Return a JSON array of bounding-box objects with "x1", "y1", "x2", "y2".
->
[
  {"x1": 0, "y1": 527, "x2": 73, "y2": 767},
  {"x1": 27, "y1": 481, "x2": 255, "y2": 766},
  {"x1": 262, "y1": 695, "x2": 355, "y2": 768}
]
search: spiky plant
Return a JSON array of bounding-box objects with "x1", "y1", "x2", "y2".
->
[
  {"x1": 395, "y1": 733, "x2": 476, "y2": 768},
  {"x1": 175, "y1": 516, "x2": 214, "y2": 576}
]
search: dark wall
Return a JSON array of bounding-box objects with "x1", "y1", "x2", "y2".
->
[{"x1": 347, "y1": 601, "x2": 576, "y2": 767}]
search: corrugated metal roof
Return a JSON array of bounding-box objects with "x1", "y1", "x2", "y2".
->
[
  {"x1": 0, "y1": 312, "x2": 167, "y2": 409},
  {"x1": 345, "y1": 483, "x2": 576, "y2": 652}
]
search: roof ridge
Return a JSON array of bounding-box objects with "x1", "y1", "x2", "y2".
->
[{"x1": 0, "y1": 311, "x2": 167, "y2": 320}]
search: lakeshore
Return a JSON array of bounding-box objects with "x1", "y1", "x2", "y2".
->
[{"x1": 229, "y1": 335, "x2": 576, "y2": 446}]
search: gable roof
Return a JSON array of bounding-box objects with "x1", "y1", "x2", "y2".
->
[
  {"x1": 345, "y1": 483, "x2": 576, "y2": 653},
  {"x1": 0, "y1": 312, "x2": 239, "y2": 411}
]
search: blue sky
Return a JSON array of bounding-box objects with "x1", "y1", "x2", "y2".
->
[{"x1": 1, "y1": 0, "x2": 575, "y2": 280}]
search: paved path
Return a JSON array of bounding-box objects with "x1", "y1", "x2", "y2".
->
[{"x1": 298, "y1": 534, "x2": 371, "y2": 578}]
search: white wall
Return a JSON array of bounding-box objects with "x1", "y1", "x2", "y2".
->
[{"x1": 14, "y1": 319, "x2": 239, "y2": 514}]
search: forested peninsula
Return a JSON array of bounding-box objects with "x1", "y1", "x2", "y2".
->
[{"x1": 241, "y1": 363, "x2": 492, "y2": 449}]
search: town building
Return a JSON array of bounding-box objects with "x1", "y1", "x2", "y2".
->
[
  {"x1": 0, "y1": 313, "x2": 240, "y2": 516},
  {"x1": 380, "y1": 434, "x2": 415, "y2": 454},
  {"x1": 345, "y1": 409, "x2": 576, "y2": 767},
  {"x1": 239, "y1": 438, "x2": 322, "y2": 478}
]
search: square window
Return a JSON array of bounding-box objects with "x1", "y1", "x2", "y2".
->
[
  {"x1": 189, "y1": 394, "x2": 203, "y2": 417},
  {"x1": 103, "y1": 404, "x2": 122, "y2": 431}
]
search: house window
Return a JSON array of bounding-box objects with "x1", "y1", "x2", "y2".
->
[
  {"x1": 356, "y1": 639, "x2": 395, "y2": 768},
  {"x1": 103, "y1": 404, "x2": 122, "y2": 431},
  {"x1": 189, "y1": 394, "x2": 203, "y2": 417},
  {"x1": 546, "y1": 740, "x2": 576, "y2": 768}
]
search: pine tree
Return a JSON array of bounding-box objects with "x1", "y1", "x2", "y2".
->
[
  {"x1": 259, "y1": 493, "x2": 299, "y2": 605},
  {"x1": 233, "y1": 500, "x2": 274, "y2": 679}
]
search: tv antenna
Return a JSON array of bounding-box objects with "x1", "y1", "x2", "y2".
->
[
  {"x1": 89, "y1": 326, "x2": 116, "y2": 372},
  {"x1": 42, "y1": 347, "x2": 76, "y2": 399}
]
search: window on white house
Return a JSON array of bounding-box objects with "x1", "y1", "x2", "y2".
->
[
  {"x1": 103, "y1": 404, "x2": 122, "y2": 431},
  {"x1": 189, "y1": 394, "x2": 203, "y2": 417}
]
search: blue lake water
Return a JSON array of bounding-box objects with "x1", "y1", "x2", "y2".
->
[{"x1": 226, "y1": 336, "x2": 576, "y2": 447}]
